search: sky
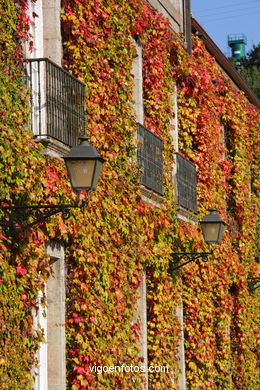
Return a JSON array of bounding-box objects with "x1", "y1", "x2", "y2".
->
[{"x1": 191, "y1": 0, "x2": 260, "y2": 57}]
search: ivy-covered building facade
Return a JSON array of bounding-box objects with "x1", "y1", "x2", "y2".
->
[{"x1": 0, "y1": 1, "x2": 259, "y2": 389}]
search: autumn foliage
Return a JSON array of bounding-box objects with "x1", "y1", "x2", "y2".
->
[{"x1": 0, "y1": 0, "x2": 259, "y2": 389}]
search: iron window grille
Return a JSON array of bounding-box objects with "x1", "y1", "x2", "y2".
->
[
  {"x1": 25, "y1": 58, "x2": 86, "y2": 147},
  {"x1": 175, "y1": 152, "x2": 197, "y2": 213},
  {"x1": 137, "y1": 124, "x2": 163, "y2": 195}
]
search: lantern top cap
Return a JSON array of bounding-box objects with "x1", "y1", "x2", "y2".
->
[
  {"x1": 200, "y1": 209, "x2": 227, "y2": 224},
  {"x1": 64, "y1": 135, "x2": 105, "y2": 161}
]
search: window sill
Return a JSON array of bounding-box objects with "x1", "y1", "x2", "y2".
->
[
  {"x1": 176, "y1": 205, "x2": 198, "y2": 225},
  {"x1": 35, "y1": 136, "x2": 70, "y2": 159},
  {"x1": 141, "y1": 185, "x2": 163, "y2": 208}
]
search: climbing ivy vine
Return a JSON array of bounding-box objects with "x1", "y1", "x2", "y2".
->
[{"x1": 0, "y1": 0, "x2": 259, "y2": 389}]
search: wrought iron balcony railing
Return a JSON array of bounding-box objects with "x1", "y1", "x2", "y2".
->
[
  {"x1": 175, "y1": 153, "x2": 197, "y2": 213},
  {"x1": 25, "y1": 58, "x2": 86, "y2": 147},
  {"x1": 137, "y1": 124, "x2": 163, "y2": 195}
]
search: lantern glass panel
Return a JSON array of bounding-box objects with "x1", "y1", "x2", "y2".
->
[
  {"x1": 217, "y1": 223, "x2": 226, "y2": 244},
  {"x1": 92, "y1": 160, "x2": 103, "y2": 190},
  {"x1": 201, "y1": 222, "x2": 221, "y2": 244},
  {"x1": 66, "y1": 160, "x2": 95, "y2": 190}
]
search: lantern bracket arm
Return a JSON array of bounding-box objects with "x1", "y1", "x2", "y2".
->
[
  {"x1": 247, "y1": 277, "x2": 260, "y2": 293},
  {"x1": 169, "y1": 250, "x2": 214, "y2": 272},
  {"x1": 0, "y1": 200, "x2": 86, "y2": 237}
]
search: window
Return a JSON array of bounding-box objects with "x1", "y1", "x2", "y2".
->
[
  {"x1": 175, "y1": 153, "x2": 197, "y2": 213},
  {"x1": 25, "y1": 58, "x2": 86, "y2": 147},
  {"x1": 137, "y1": 124, "x2": 164, "y2": 196}
]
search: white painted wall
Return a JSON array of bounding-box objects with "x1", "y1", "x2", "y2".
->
[
  {"x1": 132, "y1": 37, "x2": 144, "y2": 125},
  {"x1": 176, "y1": 298, "x2": 187, "y2": 389},
  {"x1": 26, "y1": 0, "x2": 44, "y2": 59},
  {"x1": 25, "y1": 0, "x2": 46, "y2": 138},
  {"x1": 170, "y1": 86, "x2": 179, "y2": 154},
  {"x1": 171, "y1": 85, "x2": 179, "y2": 213},
  {"x1": 33, "y1": 243, "x2": 66, "y2": 390},
  {"x1": 34, "y1": 287, "x2": 48, "y2": 390},
  {"x1": 46, "y1": 243, "x2": 66, "y2": 390},
  {"x1": 136, "y1": 270, "x2": 149, "y2": 389}
]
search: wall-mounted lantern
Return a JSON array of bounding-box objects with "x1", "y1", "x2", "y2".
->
[
  {"x1": 200, "y1": 208, "x2": 226, "y2": 245},
  {"x1": 0, "y1": 136, "x2": 104, "y2": 237},
  {"x1": 64, "y1": 135, "x2": 104, "y2": 192},
  {"x1": 170, "y1": 209, "x2": 227, "y2": 271}
]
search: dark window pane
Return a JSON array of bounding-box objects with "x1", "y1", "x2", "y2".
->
[
  {"x1": 176, "y1": 153, "x2": 197, "y2": 213},
  {"x1": 137, "y1": 124, "x2": 163, "y2": 195}
]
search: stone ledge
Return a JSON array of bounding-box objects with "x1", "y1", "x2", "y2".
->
[
  {"x1": 141, "y1": 186, "x2": 164, "y2": 208},
  {"x1": 34, "y1": 136, "x2": 70, "y2": 159},
  {"x1": 177, "y1": 205, "x2": 198, "y2": 224}
]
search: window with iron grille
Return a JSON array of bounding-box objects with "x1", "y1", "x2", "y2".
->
[
  {"x1": 137, "y1": 124, "x2": 163, "y2": 195},
  {"x1": 25, "y1": 58, "x2": 86, "y2": 147},
  {"x1": 176, "y1": 152, "x2": 197, "y2": 213}
]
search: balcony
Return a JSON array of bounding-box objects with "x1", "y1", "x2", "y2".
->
[
  {"x1": 137, "y1": 124, "x2": 163, "y2": 196},
  {"x1": 175, "y1": 153, "x2": 197, "y2": 214},
  {"x1": 25, "y1": 58, "x2": 86, "y2": 147}
]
